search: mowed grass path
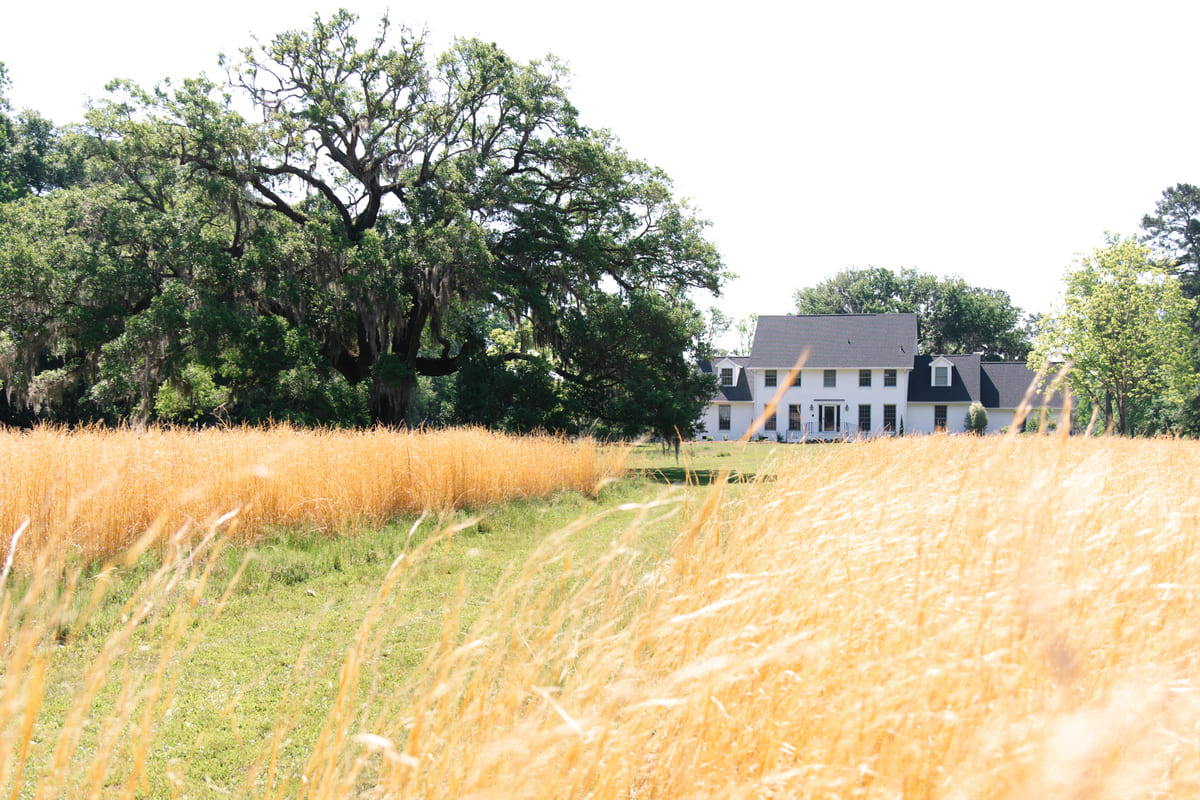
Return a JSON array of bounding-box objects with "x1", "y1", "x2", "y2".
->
[
  {"x1": 15, "y1": 475, "x2": 694, "y2": 796},
  {"x1": 3, "y1": 439, "x2": 822, "y2": 796}
]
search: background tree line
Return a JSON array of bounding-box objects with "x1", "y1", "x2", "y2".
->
[
  {"x1": 0, "y1": 12, "x2": 724, "y2": 441},
  {"x1": 771, "y1": 185, "x2": 1200, "y2": 436}
]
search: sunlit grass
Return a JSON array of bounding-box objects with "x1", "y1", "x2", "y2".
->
[
  {"x1": 0, "y1": 424, "x2": 621, "y2": 566},
  {"x1": 5, "y1": 430, "x2": 1200, "y2": 797}
]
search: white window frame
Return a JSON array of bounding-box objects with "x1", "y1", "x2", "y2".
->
[{"x1": 930, "y1": 357, "x2": 954, "y2": 388}]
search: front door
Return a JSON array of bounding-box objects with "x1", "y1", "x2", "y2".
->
[{"x1": 819, "y1": 404, "x2": 840, "y2": 433}]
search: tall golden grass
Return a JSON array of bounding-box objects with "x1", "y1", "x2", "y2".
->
[
  {"x1": 0, "y1": 424, "x2": 619, "y2": 566},
  {"x1": 6, "y1": 431, "x2": 1200, "y2": 797}
]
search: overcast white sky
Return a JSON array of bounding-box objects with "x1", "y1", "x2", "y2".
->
[{"x1": 5, "y1": 0, "x2": 1199, "y2": 341}]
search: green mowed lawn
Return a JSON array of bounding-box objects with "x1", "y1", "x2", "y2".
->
[
  {"x1": 16, "y1": 473, "x2": 705, "y2": 796},
  {"x1": 628, "y1": 439, "x2": 817, "y2": 484}
]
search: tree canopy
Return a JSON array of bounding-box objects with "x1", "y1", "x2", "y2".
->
[
  {"x1": 1142, "y1": 183, "x2": 1200, "y2": 299},
  {"x1": 792, "y1": 267, "x2": 1031, "y2": 359},
  {"x1": 0, "y1": 12, "x2": 725, "y2": 433},
  {"x1": 1031, "y1": 236, "x2": 1197, "y2": 435}
]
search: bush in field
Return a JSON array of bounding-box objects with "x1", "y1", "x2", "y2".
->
[{"x1": 964, "y1": 401, "x2": 988, "y2": 434}]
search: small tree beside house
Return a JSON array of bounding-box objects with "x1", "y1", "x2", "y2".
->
[{"x1": 965, "y1": 402, "x2": 989, "y2": 434}]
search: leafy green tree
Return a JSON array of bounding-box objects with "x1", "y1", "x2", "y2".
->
[
  {"x1": 452, "y1": 292, "x2": 716, "y2": 444},
  {"x1": 1142, "y1": 183, "x2": 1200, "y2": 299},
  {"x1": 704, "y1": 307, "x2": 733, "y2": 356},
  {"x1": 451, "y1": 353, "x2": 570, "y2": 433},
  {"x1": 1031, "y1": 236, "x2": 1197, "y2": 435},
  {"x1": 1141, "y1": 183, "x2": 1200, "y2": 433},
  {"x1": 734, "y1": 313, "x2": 758, "y2": 356},
  {"x1": 793, "y1": 266, "x2": 910, "y2": 315},
  {"x1": 0, "y1": 11, "x2": 723, "y2": 435},
  {"x1": 81, "y1": 10, "x2": 723, "y2": 427},
  {"x1": 0, "y1": 63, "x2": 15, "y2": 200},
  {"x1": 793, "y1": 267, "x2": 1031, "y2": 359},
  {"x1": 555, "y1": 291, "x2": 716, "y2": 442},
  {"x1": 964, "y1": 402, "x2": 988, "y2": 434},
  {"x1": 0, "y1": 64, "x2": 85, "y2": 201},
  {"x1": 0, "y1": 164, "x2": 367, "y2": 425}
]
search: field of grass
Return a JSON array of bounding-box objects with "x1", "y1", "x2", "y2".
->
[
  {"x1": 5, "y1": 428, "x2": 1200, "y2": 797},
  {"x1": 0, "y1": 425, "x2": 619, "y2": 565}
]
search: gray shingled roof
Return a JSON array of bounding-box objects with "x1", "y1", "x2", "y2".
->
[
  {"x1": 748, "y1": 314, "x2": 918, "y2": 369},
  {"x1": 908, "y1": 356, "x2": 1063, "y2": 409},
  {"x1": 908, "y1": 355, "x2": 982, "y2": 403},
  {"x1": 699, "y1": 358, "x2": 753, "y2": 402},
  {"x1": 980, "y1": 362, "x2": 1063, "y2": 409}
]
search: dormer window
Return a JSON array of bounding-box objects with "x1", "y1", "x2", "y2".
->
[
  {"x1": 720, "y1": 367, "x2": 734, "y2": 386},
  {"x1": 930, "y1": 357, "x2": 953, "y2": 388}
]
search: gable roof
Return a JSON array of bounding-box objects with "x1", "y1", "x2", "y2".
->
[
  {"x1": 748, "y1": 314, "x2": 918, "y2": 369},
  {"x1": 699, "y1": 358, "x2": 753, "y2": 402}
]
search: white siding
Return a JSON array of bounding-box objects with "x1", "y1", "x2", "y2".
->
[
  {"x1": 748, "y1": 368, "x2": 912, "y2": 438},
  {"x1": 700, "y1": 402, "x2": 755, "y2": 440},
  {"x1": 986, "y1": 409, "x2": 1016, "y2": 434},
  {"x1": 906, "y1": 403, "x2": 972, "y2": 434}
]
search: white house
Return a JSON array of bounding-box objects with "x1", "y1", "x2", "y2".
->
[{"x1": 700, "y1": 314, "x2": 1061, "y2": 440}]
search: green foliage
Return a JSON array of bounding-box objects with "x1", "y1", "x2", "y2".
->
[
  {"x1": 154, "y1": 362, "x2": 230, "y2": 423},
  {"x1": 1142, "y1": 183, "x2": 1200, "y2": 299},
  {"x1": 0, "y1": 12, "x2": 723, "y2": 432},
  {"x1": 704, "y1": 307, "x2": 733, "y2": 356},
  {"x1": 793, "y1": 267, "x2": 1031, "y2": 359},
  {"x1": 734, "y1": 313, "x2": 758, "y2": 356},
  {"x1": 1141, "y1": 183, "x2": 1200, "y2": 435},
  {"x1": 964, "y1": 402, "x2": 988, "y2": 434},
  {"x1": 555, "y1": 291, "x2": 717, "y2": 441},
  {"x1": 452, "y1": 353, "x2": 571, "y2": 433},
  {"x1": 0, "y1": 66, "x2": 84, "y2": 202},
  {"x1": 1031, "y1": 236, "x2": 1198, "y2": 435}
]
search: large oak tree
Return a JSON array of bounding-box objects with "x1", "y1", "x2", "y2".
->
[{"x1": 3, "y1": 12, "x2": 724, "y2": 429}]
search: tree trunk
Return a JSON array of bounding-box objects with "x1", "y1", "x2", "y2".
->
[{"x1": 370, "y1": 372, "x2": 416, "y2": 427}]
